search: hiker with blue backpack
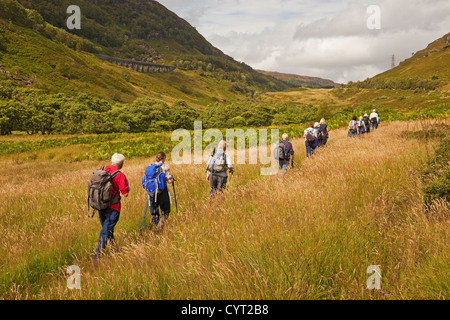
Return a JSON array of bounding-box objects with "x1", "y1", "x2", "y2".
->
[
  {"x1": 363, "y1": 113, "x2": 371, "y2": 134},
  {"x1": 357, "y1": 116, "x2": 367, "y2": 135},
  {"x1": 206, "y1": 140, "x2": 234, "y2": 197},
  {"x1": 314, "y1": 122, "x2": 321, "y2": 148},
  {"x1": 141, "y1": 151, "x2": 175, "y2": 230},
  {"x1": 274, "y1": 133, "x2": 294, "y2": 176}
]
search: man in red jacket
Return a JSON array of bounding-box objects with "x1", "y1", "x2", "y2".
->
[{"x1": 92, "y1": 153, "x2": 129, "y2": 262}]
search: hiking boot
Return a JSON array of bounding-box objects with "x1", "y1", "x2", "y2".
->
[
  {"x1": 108, "y1": 240, "x2": 119, "y2": 254},
  {"x1": 151, "y1": 215, "x2": 159, "y2": 226},
  {"x1": 91, "y1": 253, "x2": 101, "y2": 266}
]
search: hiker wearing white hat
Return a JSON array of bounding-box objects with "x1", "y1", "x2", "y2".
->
[
  {"x1": 314, "y1": 122, "x2": 321, "y2": 148},
  {"x1": 92, "y1": 153, "x2": 129, "y2": 262},
  {"x1": 369, "y1": 109, "x2": 380, "y2": 130}
]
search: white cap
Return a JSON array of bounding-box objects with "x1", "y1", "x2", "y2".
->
[
  {"x1": 373, "y1": 109, "x2": 376, "y2": 112},
  {"x1": 111, "y1": 153, "x2": 125, "y2": 166},
  {"x1": 282, "y1": 133, "x2": 289, "y2": 139},
  {"x1": 314, "y1": 122, "x2": 320, "y2": 128}
]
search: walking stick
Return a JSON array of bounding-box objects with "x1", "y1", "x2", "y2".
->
[
  {"x1": 172, "y1": 181, "x2": 178, "y2": 214},
  {"x1": 140, "y1": 195, "x2": 150, "y2": 233},
  {"x1": 227, "y1": 170, "x2": 234, "y2": 190}
]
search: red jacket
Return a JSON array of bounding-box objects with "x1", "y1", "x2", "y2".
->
[{"x1": 100, "y1": 165, "x2": 129, "y2": 212}]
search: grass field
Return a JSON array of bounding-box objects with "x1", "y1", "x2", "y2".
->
[{"x1": 0, "y1": 119, "x2": 448, "y2": 299}]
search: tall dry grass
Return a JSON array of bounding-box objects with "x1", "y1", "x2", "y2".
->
[{"x1": 0, "y1": 120, "x2": 448, "y2": 299}]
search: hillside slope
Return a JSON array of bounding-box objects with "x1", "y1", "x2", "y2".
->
[
  {"x1": 17, "y1": 0, "x2": 222, "y2": 59},
  {"x1": 12, "y1": 0, "x2": 291, "y2": 95},
  {"x1": 256, "y1": 69, "x2": 341, "y2": 88},
  {"x1": 348, "y1": 33, "x2": 450, "y2": 90},
  {"x1": 375, "y1": 33, "x2": 450, "y2": 84}
]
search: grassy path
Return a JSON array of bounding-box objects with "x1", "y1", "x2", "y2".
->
[{"x1": 0, "y1": 120, "x2": 448, "y2": 299}]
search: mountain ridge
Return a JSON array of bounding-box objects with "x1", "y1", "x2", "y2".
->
[{"x1": 255, "y1": 69, "x2": 341, "y2": 89}]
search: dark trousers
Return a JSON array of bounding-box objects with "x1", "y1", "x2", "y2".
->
[
  {"x1": 210, "y1": 174, "x2": 228, "y2": 196},
  {"x1": 305, "y1": 140, "x2": 315, "y2": 157},
  {"x1": 150, "y1": 187, "x2": 171, "y2": 225},
  {"x1": 279, "y1": 159, "x2": 290, "y2": 171},
  {"x1": 95, "y1": 207, "x2": 120, "y2": 255}
]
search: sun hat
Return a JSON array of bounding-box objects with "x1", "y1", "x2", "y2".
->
[{"x1": 111, "y1": 153, "x2": 125, "y2": 166}]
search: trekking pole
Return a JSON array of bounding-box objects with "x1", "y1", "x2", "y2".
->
[
  {"x1": 172, "y1": 180, "x2": 178, "y2": 214},
  {"x1": 228, "y1": 170, "x2": 233, "y2": 189},
  {"x1": 140, "y1": 194, "x2": 150, "y2": 233}
]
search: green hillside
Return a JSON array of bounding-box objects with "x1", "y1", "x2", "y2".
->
[
  {"x1": 16, "y1": 0, "x2": 221, "y2": 58},
  {"x1": 0, "y1": 0, "x2": 291, "y2": 106},
  {"x1": 375, "y1": 33, "x2": 450, "y2": 84},
  {"x1": 256, "y1": 69, "x2": 341, "y2": 89},
  {"x1": 12, "y1": 0, "x2": 291, "y2": 94},
  {"x1": 0, "y1": 0, "x2": 448, "y2": 138},
  {"x1": 347, "y1": 33, "x2": 450, "y2": 90}
]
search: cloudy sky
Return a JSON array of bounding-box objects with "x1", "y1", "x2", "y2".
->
[{"x1": 157, "y1": 0, "x2": 450, "y2": 83}]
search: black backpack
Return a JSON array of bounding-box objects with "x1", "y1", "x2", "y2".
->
[
  {"x1": 363, "y1": 116, "x2": 370, "y2": 127},
  {"x1": 316, "y1": 129, "x2": 322, "y2": 140},
  {"x1": 319, "y1": 124, "x2": 328, "y2": 139},
  {"x1": 87, "y1": 166, "x2": 121, "y2": 216}
]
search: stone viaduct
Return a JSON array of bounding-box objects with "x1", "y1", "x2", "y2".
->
[{"x1": 95, "y1": 54, "x2": 176, "y2": 73}]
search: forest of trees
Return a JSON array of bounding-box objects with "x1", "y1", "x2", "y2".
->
[
  {"x1": 0, "y1": 81, "x2": 331, "y2": 135},
  {"x1": 344, "y1": 76, "x2": 441, "y2": 90}
]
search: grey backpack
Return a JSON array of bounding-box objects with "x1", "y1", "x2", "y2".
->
[
  {"x1": 87, "y1": 166, "x2": 121, "y2": 216},
  {"x1": 274, "y1": 140, "x2": 287, "y2": 160}
]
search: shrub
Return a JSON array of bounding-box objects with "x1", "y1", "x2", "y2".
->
[{"x1": 423, "y1": 138, "x2": 450, "y2": 206}]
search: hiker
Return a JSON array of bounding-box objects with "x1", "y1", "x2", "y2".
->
[
  {"x1": 370, "y1": 109, "x2": 379, "y2": 130},
  {"x1": 145, "y1": 151, "x2": 174, "y2": 228},
  {"x1": 206, "y1": 140, "x2": 234, "y2": 197},
  {"x1": 275, "y1": 133, "x2": 294, "y2": 176},
  {"x1": 92, "y1": 153, "x2": 129, "y2": 261},
  {"x1": 314, "y1": 122, "x2": 321, "y2": 148},
  {"x1": 319, "y1": 118, "x2": 329, "y2": 146},
  {"x1": 363, "y1": 113, "x2": 371, "y2": 134},
  {"x1": 348, "y1": 116, "x2": 358, "y2": 137},
  {"x1": 357, "y1": 116, "x2": 366, "y2": 135},
  {"x1": 304, "y1": 122, "x2": 317, "y2": 157}
]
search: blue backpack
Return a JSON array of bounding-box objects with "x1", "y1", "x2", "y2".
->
[{"x1": 142, "y1": 163, "x2": 166, "y2": 198}]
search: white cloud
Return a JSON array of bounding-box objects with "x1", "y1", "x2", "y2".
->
[{"x1": 157, "y1": 0, "x2": 450, "y2": 83}]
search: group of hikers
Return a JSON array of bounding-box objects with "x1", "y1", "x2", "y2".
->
[
  {"x1": 88, "y1": 142, "x2": 236, "y2": 262},
  {"x1": 88, "y1": 113, "x2": 379, "y2": 262},
  {"x1": 274, "y1": 117, "x2": 330, "y2": 177},
  {"x1": 348, "y1": 109, "x2": 380, "y2": 137}
]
